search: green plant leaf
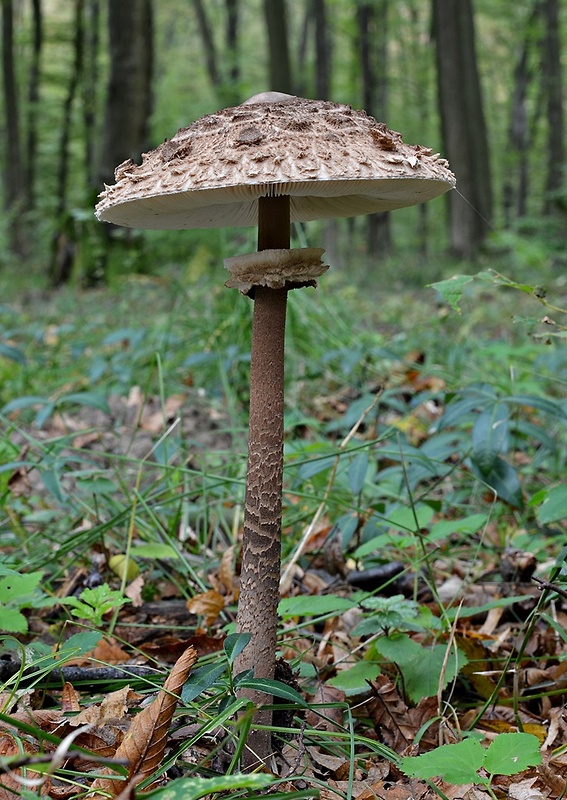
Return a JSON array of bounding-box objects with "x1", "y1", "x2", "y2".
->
[
  {"x1": 399, "y1": 738, "x2": 485, "y2": 784},
  {"x1": 278, "y1": 595, "x2": 357, "y2": 618},
  {"x1": 144, "y1": 773, "x2": 275, "y2": 800},
  {"x1": 471, "y1": 402, "x2": 509, "y2": 473},
  {"x1": 235, "y1": 677, "x2": 309, "y2": 707},
  {"x1": 0, "y1": 607, "x2": 28, "y2": 633},
  {"x1": 483, "y1": 732, "x2": 541, "y2": 776},
  {"x1": 59, "y1": 391, "x2": 111, "y2": 414},
  {"x1": 428, "y1": 274, "x2": 475, "y2": 313},
  {"x1": 533, "y1": 484, "x2": 567, "y2": 525},
  {"x1": 327, "y1": 660, "x2": 381, "y2": 696},
  {"x1": 223, "y1": 631, "x2": 250, "y2": 664},
  {"x1": 348, "y1": 451, "x2": 369, "y2": 495},
  {"x1": 129, "y1": 543, "x2": 181, "y2": 559},
  {"x1": 1, "y1": 395, "x2": 49, "y2": 414},
  {"x1": 375, "y1": 634, "x2": 467, "y2": 703},
  {"x1": 470, "y1": 455, "x2": 524, "y2": 508},
  {"x1": 181, "y1": 663, "x2": 227, "y2": 703},
  {"x1": 0, "y1": 343, "x2": 26, "y2": 364},
  {"x1": 0, "y1": 569, "x2": 43, "y2": 604},
  {"x1": 505, "y1": 394, "x2": 567, "y2": 420}
]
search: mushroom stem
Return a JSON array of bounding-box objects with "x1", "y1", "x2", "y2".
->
[{"x1": 235, "y1": 195, "x2": 290, "y2": 765}]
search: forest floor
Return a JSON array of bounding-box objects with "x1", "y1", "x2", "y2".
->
[{"x1": 1, "y1": 261, "x2": 566, "y2": 799}]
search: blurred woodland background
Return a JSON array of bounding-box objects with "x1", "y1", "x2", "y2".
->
[{"x1": 0, "y1": 0, "x2": 565, "y2": 288}]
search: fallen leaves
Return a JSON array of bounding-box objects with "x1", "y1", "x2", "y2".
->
[{"x1": 0, "y1": 647, "x2": 198, "y2": 799}]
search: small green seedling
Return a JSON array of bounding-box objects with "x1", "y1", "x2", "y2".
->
[
  {"x1": 0, "y1": 566, "x2": 55, "y2": 633},
  {"x1": 63, "y1": 583, "x2": 130, "y2": 628},
  {"x1": 399, "y1": 732, "x2": 541, "y2": 796}
]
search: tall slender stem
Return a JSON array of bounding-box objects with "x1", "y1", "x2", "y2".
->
[{"x1": 235, "y1": 195, "x2": 290, "y2": 766}]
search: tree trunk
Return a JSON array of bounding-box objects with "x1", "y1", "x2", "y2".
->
[
  {"x1": 503, "y1": 3, "x2": 540, "y2": 222},
  {"x1": 192, "y1": 0, "x2": 240, "y2": 106},
  {"x1": 83, "y1": 0, "x2": 100, "y2": 192},
  {"x1": 98, "y1": 0, "x2": 153, "y2": 189},
  {"x1": 432, "y1": 0, "x2": 492, "y2": 258},
  {"x1": 49, "y1": 0, "x2": 84, "y2": 287},
  {"x1": 224, "y1": 0, "x2": 240, "y2": 105},
  {"x1": 55, "y1": 0, "x2": 84, "y2": 219},
  {"x1": 358, "y1": 0, "x2": 391, "y2": 257},
  {"x1": 25, "y1": 0, "x2": 42, "y2": 211},
  {"x1": 312, "y1": 0, "x2": 330, "y2": 99},
  {"x1": 263, "y1": 0, "x2": 293, "y2": 94},
  {"x1": 1, "y1": 0, "x2": 27, "y2": 253},
  {"x1": 541, "y1": 0, "x2": 564, "y2": 213}
]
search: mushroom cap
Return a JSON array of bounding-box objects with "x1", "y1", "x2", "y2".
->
[{"x1": 96, "y1": 94, "x2": 455, "y2": 230}]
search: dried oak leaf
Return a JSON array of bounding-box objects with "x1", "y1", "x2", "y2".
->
[
  {"x1": 87, "y1": 645, "x2": 197, "y2": 799},
  {"x1": 186, "y1": 589, "x2": 225, "y2": 628}
]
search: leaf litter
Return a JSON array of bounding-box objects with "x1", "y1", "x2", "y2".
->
[{"x1": 1, "y1": 352, "x2": 567, "y2": 799}]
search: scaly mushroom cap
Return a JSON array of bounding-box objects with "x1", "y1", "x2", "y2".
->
[{"x1": 96, "y1": 93, "x2": 455, "y2": 229}]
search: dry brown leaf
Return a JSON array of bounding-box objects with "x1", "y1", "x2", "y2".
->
[
  {"x1": 218, "y1": 544, "x2": 236, "y2": 594},
  {"x1": 71, "y1": 686, "x2": 133, "y2": 728},
  {"x1": 508, "y1": 777, "x2": 545, "y2": 800},
  {"x1": 90, "y1": 637, "x2": 131, "y2": 665},
  {"x1": 141, "y1": 394, "x2": 185, "y2": 434},
  {"x1": 305, "y1": 685, "x2": 345, "y2": 732},
  {"x1": 61, "y1": 682, "x2": 81, "y2": 713},
  {"x1": 186, "y1": 589, "x2": 225, "y2": 627},
  {"x1": 125, "y1": 575, "x2": 144, "y2": 607},
  {"x1": 0, "y1": 730, "x2": 50, "y2": 797},
  {"x1": 87, "y1": 646, "x2": 197, "y2": 798}
]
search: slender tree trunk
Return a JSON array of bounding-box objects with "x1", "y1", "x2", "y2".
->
[
  {"x1": 263, "y1": 0, "x2": 292, "y2": 93},
  {"x1": 542, "y1": 0, "x2": 564, "y2": 213},
  {"x1": 98, "y1": 0, "x2": 153, "y2": 189},
  {"x1": 192, "y1": 0, "x2": 220, "y2": 89},
  {"x1": 49, "y1": 0, "x2": 84, "y2": 287},
  {"x1": 503, "y1": 3, "x2": 540, "y2": 223},
  {"x1": 358, "y1": 0, "x2": 391, "y2": 257},
  {"x1": 25, "y1": 0, "x2": 42, "y2": 211},
  {"x1": 192, "y1": 0, "x2": 240, "y2": 106},
  {"x1": 224, "y1": 0, "x2": 239, "y2": 104},
  {"x1": 1, "y1": 0, "x2": 27, "y2": 253},
  {"x1": 312, "y1": 0, "x2": 330, "y2": 99},
  {"x1": 83, "y1": 0, "x2": 100, "y2": 192},
  {"x1": 432, "y1": 0, "x2": 492, "y2": 258},
  {"x1": 55, "y1": 0, "x2": 84, "y2": 219}
]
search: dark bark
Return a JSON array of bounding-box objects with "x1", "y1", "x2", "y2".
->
[
  {"x1": 83, "y1": 0, "x2": 100, "y2": 190},
  {"x1": 98, "y1": 0, "x2": 153, "y2": 189},
  {"x1": 432, "y1": 0, "x2": 492, "y2": 258},
  {"x1": 263, "y1": 0, "x2": 293, "y2": 94},
  {"x1": 25, "y1": 0, "x2": 42, "y2": 210},
  {"x1": 55, "y1": 0, "x2": 84, "y2": 219},
  {"x1": 503, "y1": 3, "x2": 541, "y2": 222},
  {"x1": 49, "y1": 0, "x2": 84, "y2": 287},
  {"x1": 312, "y1": 0, "x2": 330, "y2": 99},
  {"x1": 1, "y1": 0, "x2": 27, "y2": 252},
  {"x1": 542, "y1": 0, "x2": 564, "y2": 212},
  {"x1": 224, "y1": 0, "x2": 239, "y2": 103},
  {"x1": 358, "y1": 0, "x2": 391, "y2": 257}
]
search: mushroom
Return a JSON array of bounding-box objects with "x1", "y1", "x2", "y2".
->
[{"x1": 96, "y1": 92, "x2": 455, "y2": 765}]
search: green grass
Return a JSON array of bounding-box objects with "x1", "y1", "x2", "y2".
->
[{"x1": 0, "y1": 254, "x2": 566, "y2": 795}]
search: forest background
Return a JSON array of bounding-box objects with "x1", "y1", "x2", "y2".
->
[{"x1": 1, "y1": 0, "x2": 565, "y2": 287}]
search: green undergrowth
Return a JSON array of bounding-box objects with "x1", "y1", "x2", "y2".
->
[{"x1": 0, "y1": 259, "x2": 566, "y2": 795}]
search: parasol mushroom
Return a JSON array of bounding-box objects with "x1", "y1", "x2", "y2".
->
[{"x1": 95, "y1": 92, "x2": 455, "y2": 765}]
